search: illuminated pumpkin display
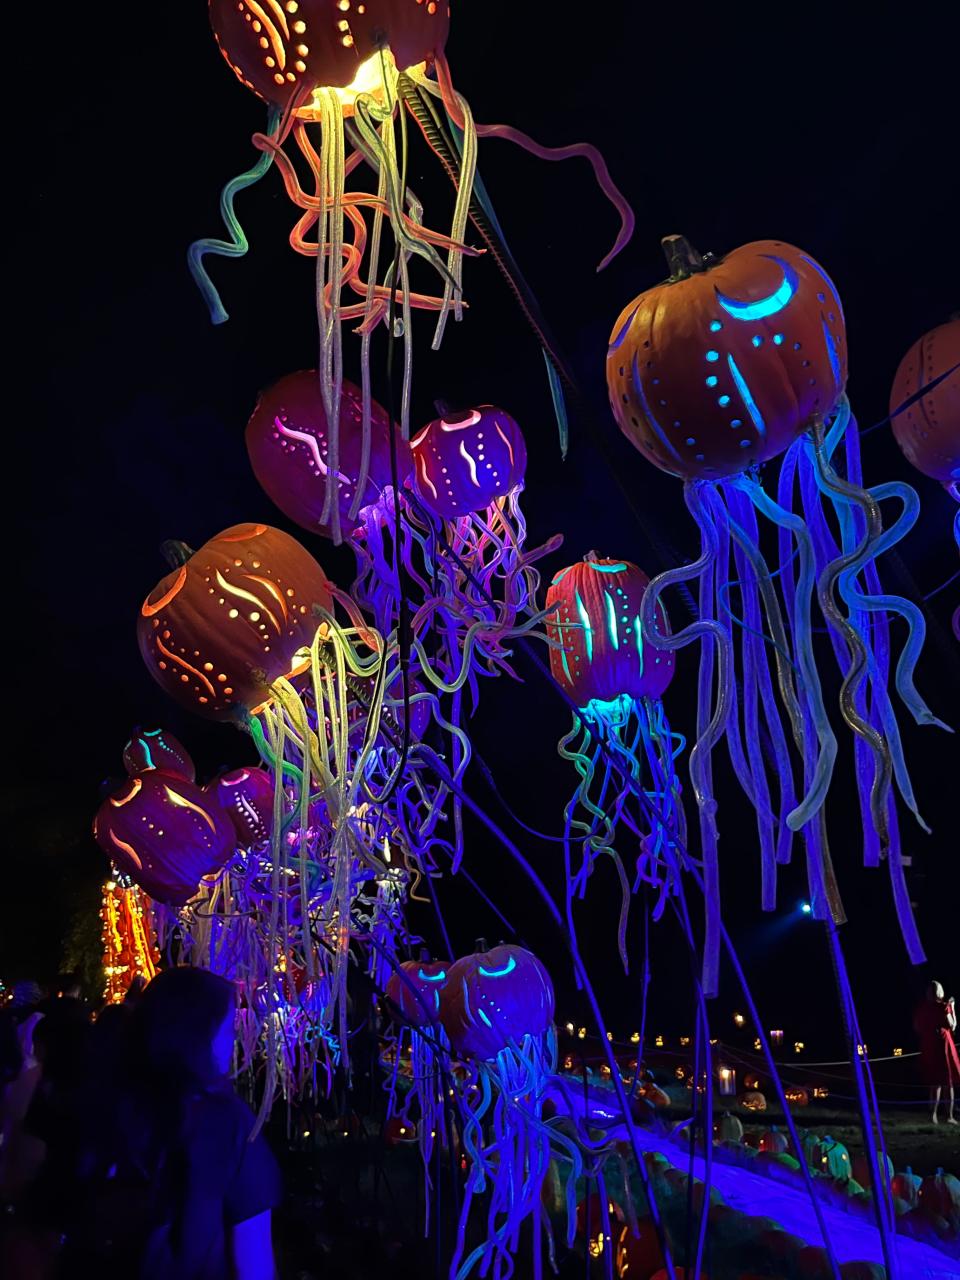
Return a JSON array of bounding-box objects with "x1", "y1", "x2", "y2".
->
[
  {"x1": 546, "y1": 556, "x2": 674, "y2": 709},
  {"x1": 544, "y1": 554, "x2": 684, "y2": 962},
  {"x1": 889, "y1": 317, "x2": 960, "y2": 489},
  {"x1": 385, "y1": 957, "x2": 449, "y2": 1028},
  {"x1": 383, "y1": 957, "x2": 451, "y2": 1175},
  {"x1": 410, "y1": 404, "x2": 527, "y2": 522},
  {"x1": 440, "y1": 943, "x2": 553, "y2": 1063},
  {"x1": 739, "y1": 1091, "x2": 767, "y2": 1113},
  {"x1": 100, "y1": 878, "x2": 160, "y2": 1006},
  {"x1": 93, "y1": 770, "x2": 236, "y2": 906},
  {"x1": 137, "y1": 523, "x2": 333, "y2": 720},
  {"x1": 758, "y1": 1127, "x2": 789, "y2": 1155},
  {"x1": 607, "y1": 237, "x2": 846, "y2": 482},
  {"x1": 245, "y1": 370, "x2": 412, "y2": 540},
  {"x1": 122, "y1": 727, "x2": 195, "y2": 782},
  {"x1": 605, "y1": 233, "x2": 947, "y2": 996},
  {"x1": 192, "y1": 1, "x2": 632, "y2": 545},
  {"x1": 440, "y1": 945, "x2": 573, "y2": 1280},
  {"x1": 209, "y1": 0, "x2": 450, "y2": 118},
  {"x1": 205, "y1": 766, "x2": 274, "y2": 846},
  {"x1": 809, "y1": 1135, "x2": 851, "y2": 1180}
]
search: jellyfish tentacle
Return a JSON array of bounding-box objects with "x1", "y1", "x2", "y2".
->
[
  {"x1": 839, "y1": 479, "x2": 951, "y2": 733},
  {"x1": 693, "y1": 489, "x2": 722, "y2": 998},
  {"x1": 798, "y1": 426, "x2": 882, "y2": 854},
  {"x1": 433, "y1": 53, "x2": 634, "y2": 272},
  {"x1": 704, "y1": 486, "x2": 763, "y2": 816},
  {"x1": 640, "y1": 483, "x2": 732, "y2": 994},
  {"x1": 431, "y1": 86, "x2": 476, "y2": 348},
  {"x1": 730, "y1": 484, "x2": 798, "y2": 871},
  {"x1": 734, "y1": 474, "x2": 839, "y2": 832},
  {"x1": 722, "y1": 486, "x2": 778, "y2": 907},
  {"x1": 187, "y1": 106, "x2": 281, "y2": 324},
  {"x1": 810, "y1": 420, "x2": 895, "y2": 849}
]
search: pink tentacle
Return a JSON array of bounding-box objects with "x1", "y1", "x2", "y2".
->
[{"x1": 434, "y1": 53, "x2": 634, "y2": 271}]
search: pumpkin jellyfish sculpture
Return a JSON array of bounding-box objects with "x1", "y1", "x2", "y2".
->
[
  {"x1": 193, "y1": 1, "x2": 633, "y2": 540},
  {"x1": 888, "y1": 317, "x2": 960, "y2": 637},
  {"x1": 246, "y1": 378, "x2": 558, "y2": 870},
  {"x1": 440, "y1": 944, "x2": 582, "y2": 1280},
  {"x1": 606, "y1": 235, "x2": 949, "y2": 994},
  {"x1": 383, "y1": 957, "x2": 452, "y2": 1224},
  {"x1": 136, "y1": 520, "x2": 397, "y2": 1071},
  {"x1": 544, "y1": 554, "x2": 684, "y2": 962}
]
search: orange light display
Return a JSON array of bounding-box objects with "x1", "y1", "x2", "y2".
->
[{"x1": 100, "y1": 877, "x2": 160, "y2": 1005}]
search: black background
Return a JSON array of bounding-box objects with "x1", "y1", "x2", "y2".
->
[{"x1": 6, "y1": 2, "x2": 959, "y2": 1064}]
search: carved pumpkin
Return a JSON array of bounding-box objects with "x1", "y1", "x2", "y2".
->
[
  {"x1": 714, "y1": 1112, "x2": 743, "y2": 1143},
  {"x1": 545, "y1": 556, "x2": 675, "y2": 710},
  {"x1": 758, "y1": 1126, "x2": 788, "y2": 1154},
  {"x1": 607, "y1": 235, "x2": 846, "y2": 481},
  {"x1": 851, "y1": 1150, "x2": 894, "y2": 1189},
  {"x1": 410, "y1": 404, "x2": 527, "y2": 521},
  {"x1": 615, "y1": 1220, "x2": 664, "y2": 1279},
  {"x1": 205, "y1": 766, "x2": 274, "y2": 846},
  {"x1": 810, "y1": 1135, "x2": 851, "y2": 1180},
  {"x1": 889, "y1": 317, "x2": 960, "y2": 486},
  {"x1": 93, "y1": 770, "x2": 235, "y2": 905},
  {"x1": 245, "y1": 371, "x2": 412, "y2": 540},
  {"x1": 122, "y1": 727, "x2": 195, "y2": 781},
  {"x1": 138, "y1": 523, "x2": 333, "y2": 721},
  {"x1": 210, "y1": 0, "x2": 450, "y2": 117},
  {"x1": 738, "y1": 1090, "x2": 766, "y2": 1112},
  {"x1": 784, "y1": 1085, "x2": 809, "y2": 1107},
  {"x1": 890, "y1": 1166, "x2": 921, "y2": 1207},
  {"x1": 439, "y1": 944, "x2": 553, "y2": 1062},
  {"x1": 385, "y1": 957, "x2": 450, "y2": 1029},
  {"x1": 919, "y1": 1167, "x2": 960, "y2": 1218}
]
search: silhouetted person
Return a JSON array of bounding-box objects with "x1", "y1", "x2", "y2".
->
[
  {"x1": 914, "y1": 979, "x2": 960, "y2": 1125},
  {"x1": 100, "y1": 967, "x2": 281, "y2": 1279}
]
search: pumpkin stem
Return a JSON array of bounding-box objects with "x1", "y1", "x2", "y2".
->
[
  {"x1": 435, "y1": 401, "x2": 477, "y2": 425},
  {"x1": 585, "y1": 549, "x2": 600, "y2": 562},
  {"x1": 475, "y1": 937, "x2": 488, "y2": 953},
  {"x1": 161, "y1": 539, "x2": 195, "y2": 568},
  {"x1": 662, "y1": 234, "x2": 706, "y2": 281}
]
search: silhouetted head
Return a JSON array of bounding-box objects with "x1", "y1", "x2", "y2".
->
[{"x1": 133, "y1": 967, "x2": 237, "y2": 1086}]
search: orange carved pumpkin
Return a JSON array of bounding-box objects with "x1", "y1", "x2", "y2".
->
[
  {"x1": 137, "y1": 523, "x2": 333, "y2": 721},
  {"x1": 545, "y1": 556, "x2": 675, "y2": 709},
  {"x1": 889, "y1": 317, "x2": 960, "y2": 486},
  {"x1": 122, "y1": 727, "x2": 195, "y2": 782},
  {"x1": 738, "y1": 1090, "x2": 766, "y2": 1112},
  {"x1": 607, "y1": 235, "x2": 846, "y2": 481},
  {"x1": 245, "y1": 371, "x2": 412, "y2": 541},
  {"x1": 93, "y1": 771, "x2": 235, "y2": 906},
  {"x1": 439, "y1": 944, "x2": 553, "y2": 1062},
  {"x1": 758, "y1": 1126, "x2": 788, "y2": 1154},
  {"x1": 385, "y1": 957, "x2": 450, "y2": 1029},
  {"x1": 210, "y1": 0, "x2": 450, "y2": 118}
]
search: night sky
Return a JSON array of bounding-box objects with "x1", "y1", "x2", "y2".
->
[{"x1": 9, "y1": 3, "x2": 958, "y2": 1063}]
